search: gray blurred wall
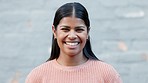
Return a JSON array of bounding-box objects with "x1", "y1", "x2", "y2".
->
[{"x1": 0, "y1": 0, "x2": 148, "y2": 83}]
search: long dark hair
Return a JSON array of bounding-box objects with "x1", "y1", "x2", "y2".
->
[{"x1": 47, "y1": 2, "x2": 99, "y2": 61}]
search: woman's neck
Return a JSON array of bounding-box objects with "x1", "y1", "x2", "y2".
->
[{"x1": 56, "y1": 53, "x2": 88, "y2": 66}]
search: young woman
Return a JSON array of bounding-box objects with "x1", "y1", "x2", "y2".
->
[{"x1": 26, "y1": 2, "x2": 122, "y2": 83}]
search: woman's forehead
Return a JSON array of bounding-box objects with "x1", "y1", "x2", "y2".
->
[{"x1": 59, "y1": 17, "x2": 85, "y2": 24}]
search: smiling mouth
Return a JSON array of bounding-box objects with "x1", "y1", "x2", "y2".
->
[{"x1": 64, "y1": 42, "x2": 80, "y2": 46}]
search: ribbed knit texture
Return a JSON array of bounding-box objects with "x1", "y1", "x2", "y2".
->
[{"x1": 26, "y1": 59, "x2": 122, "y2": 83}]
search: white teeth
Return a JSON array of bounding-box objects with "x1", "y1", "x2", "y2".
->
[{"x1": 66, "y1": 42, "x2": 79, "y2": 46}]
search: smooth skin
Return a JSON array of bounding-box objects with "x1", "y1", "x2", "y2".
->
[{"x1": 52, "y1": 17, "x2": 89, "y2": 66}]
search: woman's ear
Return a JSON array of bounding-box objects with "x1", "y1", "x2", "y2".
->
[
  {"x1": 52, "y1": 25, "x2": 57, "y2": 39},
  {"x1": 87, "y1": 27, "x2": 90, "y2": 39},
  {"x1": 88, "y1": 27, "x2": 90, "y2": 33},
  {"x1": 87, "y1": 35, "x2": 89, "y2": 40}
]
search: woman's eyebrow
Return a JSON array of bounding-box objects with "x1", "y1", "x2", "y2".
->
[
  {"x1": 75, "y1": 26, "x2": 86, "y2": 28},
  {"x1": 59, "y1": 25, "x2": 70, "y2": 28},
  {"x1": 59, "y1": 25, "x2": 86, "y2": 29}
]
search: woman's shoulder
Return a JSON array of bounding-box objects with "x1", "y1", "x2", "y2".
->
[
  {"x1": 90, "y1": 60, "x2": 113, "y2": 67},
  {"x1": 89, "y1": 60, "x2": 122, "y2": 82},
  {"x1": 25, "y1": 60, "x2": 55, "y2": 83},
  {"x1": 31, "y1": 60, "x2": 54, "y2": 72},
  {"x1": 27, "y1": 60, "x2": 54, "y2": 77},
  {"x1": 90, "y1": 60, "x2": 119, "y2": 74}
]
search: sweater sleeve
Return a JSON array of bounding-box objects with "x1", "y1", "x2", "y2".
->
[
  {"x1": 25, "y1": 68, "x2": 42, "y2": 83},
  {"x1": 108, "y1": 73, "x2": 122, "y2": 83},
  {"x1": 107, "y1": 66, "x2": 123, "y2": 83},
  {"x1": 115, "y1": 75, "x2": 122, "y2": 83},
  {"x1": 99, "y1": 62, "x2": 122, "y2": 83}
]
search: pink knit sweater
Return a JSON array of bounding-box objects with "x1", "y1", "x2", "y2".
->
[{"x1": 26, "y1": 59, "x2": 122, "y2": 83}]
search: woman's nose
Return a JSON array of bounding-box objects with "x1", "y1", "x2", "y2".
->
[{"x1": 68, "y1": 31, "x2": 77, "y2": 39}]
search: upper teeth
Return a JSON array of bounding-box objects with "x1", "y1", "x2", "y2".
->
[{"x1": 66, "y1": 42, "x2": 78, "y2": 46}]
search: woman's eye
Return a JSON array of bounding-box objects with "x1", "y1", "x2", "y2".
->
[
  {"x1": 61, "y1": 28, "x2": 69, "y2": 32},
  {"x1": 76, "y1": 29, "x2": 84, "y2": 32}
]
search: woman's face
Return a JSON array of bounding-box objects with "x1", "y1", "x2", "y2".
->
[{"x1": 53, "y1": 17, "x2": 88, "y2": 57}]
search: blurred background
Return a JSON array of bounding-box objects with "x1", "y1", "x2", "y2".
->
[{"x1": 0, "y1": 0, "x2": 148, "y2": 83}]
